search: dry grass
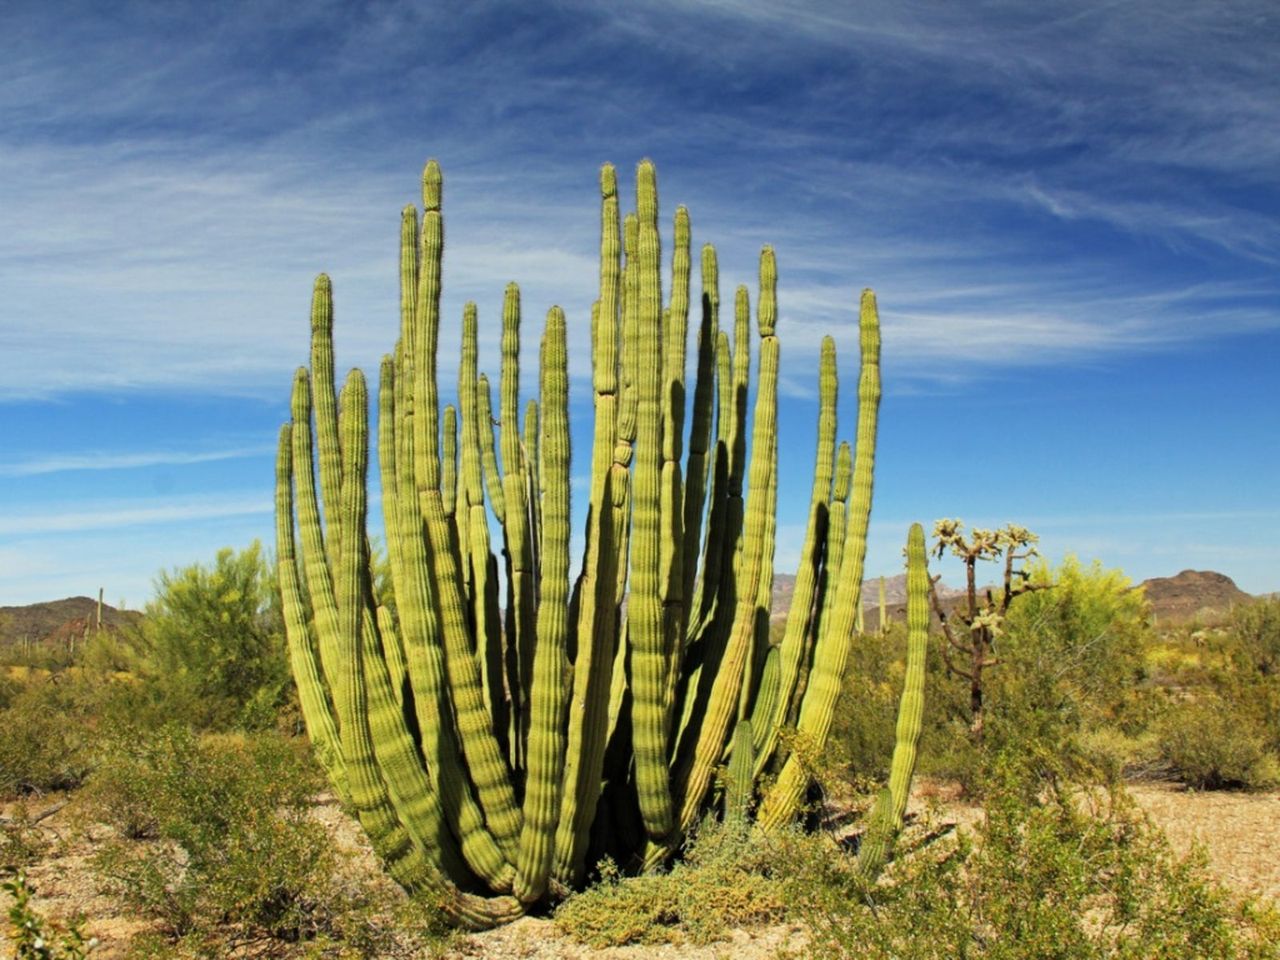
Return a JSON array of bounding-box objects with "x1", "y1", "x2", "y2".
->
[
  {"x1": 4, "y1": 779, "x2": 1277, "y2": 958},
  {"x1": 1128, "y1": 781, "x2": 1280, "y2": 903}
]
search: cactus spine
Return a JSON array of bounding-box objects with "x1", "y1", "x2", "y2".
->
[{"x1": 276, "y1": 159, "x2": 921, "y2": 924}]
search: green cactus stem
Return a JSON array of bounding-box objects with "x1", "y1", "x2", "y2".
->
[
  {"x1": 757, "y1": 290, "x2": 881, "y2": 831},
  {"x1": 858, "y1": 522, "x2": 929, "y2": 879},
  {"x1": 515, "y1": 306, "x2": 572, "y2": 902},
  {"x1": 274, "y1": 159, "x2": 902, "y2": 925}
]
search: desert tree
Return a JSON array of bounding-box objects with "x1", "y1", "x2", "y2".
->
[{"x1": 929, "y1": 520, "x2": 1045, "y2": 741}]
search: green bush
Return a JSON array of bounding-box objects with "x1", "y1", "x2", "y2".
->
[
  {"x1": 555, "y1": 819, "x2": 788, "y2": 947},
  {"x1": 116, "y1": 542, "x2": 290, "y2": 731},
  {"x1": 783, "y1": 753, "x2": 1280, "y2": 959},
  {"x1": 0, "y1": 675, "x2": 100, "y2": 797},
  {"x1": 901, "y1": 556, "x2": 1157, "y2": 794},
  {"x1": 83, "y1": 724, "x2": 456, "y2": 957},
  {"x1": 85, "y1": 726, "x2": 332, "y2": 943},
  {"x1": 3, "y1": 872, "x2": 94, "y2": 960},
  {"x1": 1226, "y1": 597, "x2": 1280, "y2": 678},
  {"x1": 833, "y1": 619, "x2": 970, "y2": 791},
  {"x1": 1156, "y1": 695, "x2": 1280, "y2": 790}
]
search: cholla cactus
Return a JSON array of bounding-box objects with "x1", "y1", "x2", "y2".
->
[
  {"x1": 929, "y1": 519, "x2": 1042, "y2": 740},
  {"x1": 274, "y1": 158, "x2": 926, "y2": 925}
]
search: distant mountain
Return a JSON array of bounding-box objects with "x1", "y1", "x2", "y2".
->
[
  {"x1": 1138, "y1": 570, "x2": 1253, "y2": 622},
  {"x1": 0, "y1": 596, "x2": 141, "y2": 649},
  {"x1": 772, "y1": 568, "x2": 1261, "y2": 629},
  {"x1": 769, "y1": 572, "x2": 962, "y2": 625}
]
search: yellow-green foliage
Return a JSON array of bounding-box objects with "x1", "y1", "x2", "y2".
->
[
  {"x1": 783, "y1": 755, "x2": 1280, "y2": 960},
  {"x1": 78, "y1": 724, "x2": 462, "y2": 957},
  {"x1": 0, "y1": 672, "x2": 98, "y2": 797},
  {"x1": 133, "y1": 542, "x2": 290, "y2": 730},
  {"x1": 3, "y1": 872, "x2": 94, "y2": 960},
  {"x1": 555, "y1": 820, "x2": 787, "y2": 947}
]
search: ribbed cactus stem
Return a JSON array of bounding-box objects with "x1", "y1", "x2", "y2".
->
[
  {"x1": 674, "y1": 259, "x2": 778, "y2": 836},
  {"x1": 629, "y1": 159, "x2": 675, "y2": 841},
  {"x1": 757, "y1": 336, "x2": 837, "y2": 773},
  {"x1": 309, "y1": 275, "x2": 343, "y2": 570},
  {"x1": 791, "y1": 439, "x2": 853, "y2": 721},
  {"x1": 858, "y1": 522, "x2": 928, "y2": 879},
  {"x1": 376, "y1": 360, "x2": 409, "y2": 705},
  {"x1": 412, "y1": 160, "x2": 444, "y2": 495},
  {"x1": 391, "y1": 342, "x2": 515, "y2": 890},
  {"x1": 516, "y1": 306, "x2": 571, "y2": 902},
  {"x1": 274, "y1": 423, "x2": 348, "y2": 803},
  {"x1": 553, "y1": 166, "x2": 624, "y2": 885},
  {"x1": 288, "y1": 370, "x2": 344, "y2": 701},
  {"x1": 523, "y1": 399, "x2": 541, "y2": 590},
  {"x1": 477, "y1": 374, "x2": 506, "y2": 525},
  {"x1": 442, "y1": 405, "x2": 458, "y2": 520},
  {"x1": 331, "y1": 369, "x2": 428, "y2": 889},
  {"x1": 460, "y1": 305, "x2": 507, "y2": 746},
  {"x1": 409, "y1": 188, "x2": 521, "y2": 863},
  {"x1": 680, "y1": 244, "x2": 719, "y2": 637},
  {"x1": 757, "y1": 289, "x2": 880, "y2": 831},
  {"x1": 499, "y1": 282, "x2": 533, "y2": 775},
  {"x1": 335, "y1": 373, "x2": 518, "y2": 923},
  {"x1": 659, "y1": 205, "x2": 691, "y2": 726},
  {"x1": 725, "y1": 718, "x2": 755, "y2": 822}
]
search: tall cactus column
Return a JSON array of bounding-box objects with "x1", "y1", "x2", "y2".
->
[
  {"x1": 756, "y1": 289, "x2": 881, "y2": 831},
  {"x1": 516, "y1": 307, "x2": 571, "y2": 902},
  {"x1": 628, "y1": 161, "x2": 676, "y2": 842},
  {"x1": 857, "y1": 522, "x2": 929, "y2": 879},
  {"x1": 275, "y1": 157, "x2": 915, "y2": 925}
]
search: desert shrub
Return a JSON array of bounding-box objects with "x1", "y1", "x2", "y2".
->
[
  {"x1": 833, "y1": 619, "x2": 969, "y2": 789},
  {"x1": 0, "y1": 803, "x2": 53, "y2": 873},
  {"x1": 83, "y1": 724, "x2": 453, "y2": 957},
  {"x1": 1155, "y1": 695, "x2": 1280, "y2": 790},
  {"x1": 0, "y1": 674, "x2": 100, "y2": 797},
  {"x1": 904, "y1": 557, "x2": 1157, "y2": 794},
  {"x1": 2, "y1": 872, "x2": 95, "y2": 960},
  {"x1": 86, "y1": 725, "x2": 336, "y2": 945},
  {"x1": 785, "y1": 753, "x2": 1280, "y2": 959},
  {"x1": 1224, "y1": 597, "x2": 1280, "y2": 678},
  {"x1": 555, "y1": 819, "x2": 788, "y2": 947},
  {"x1": 0, "y1": 671, "x2": 20, "y2": 711},
  {"x1": 1000, "y1": 557, "x2": 1150, "y2": 728},
  {"x1": 129, "y1": 542, "x2": 290, "y2": 730}
]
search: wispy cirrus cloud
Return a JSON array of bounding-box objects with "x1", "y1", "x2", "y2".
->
[
  {"x1": 0, "y1": 445, "x2": 273, "y2": 477},
  {"x1": 2, "y1": 0, "x2": 1277, "y2": 403},
  {"x1": 0, "y1": 494, "x2": 271, "y2": 536}
]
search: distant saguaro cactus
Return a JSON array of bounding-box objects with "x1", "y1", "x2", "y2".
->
[{"x1": 274, "y1": 159, "x2": 927, "y2": 925}]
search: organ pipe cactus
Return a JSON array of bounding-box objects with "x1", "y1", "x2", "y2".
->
[
  {"x1": 858, "y1": 522, "x2": 929, "y2": 879},
  {"x1": 275, "y1": 158, "x2": 927, "y2": 924}
]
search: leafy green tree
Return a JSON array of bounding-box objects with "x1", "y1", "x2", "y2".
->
[
  {"x1": 1001, "y1": 555, "x2": 1150, "y2": 726},
  {"x1": 136, "y1": 542, "x2": 289, "y2": 729}
]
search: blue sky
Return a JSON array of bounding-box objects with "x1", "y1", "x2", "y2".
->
[{"x1": 2, "y1": 0, "x2": 1277, "y2": 606}]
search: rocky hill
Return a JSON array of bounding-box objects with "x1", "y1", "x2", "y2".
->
[
  {"x1": 771, "y1": 569, "x2": 1258, "y2": 628},
  {"x1": 0, "y1": 596, "x2": 141, "y2": 649},
  {"x1": 1138, "y1": 570, "x2": 1253, "y2": 622},
  {"x1": 769, "y1": 572, "x2": 963, "y2": 626}
]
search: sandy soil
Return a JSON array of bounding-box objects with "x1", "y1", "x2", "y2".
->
[
  {"x1": 3, "y1": 780, "x2": 1276, "y2": 959},
  {"x1": 1126, "y1": 780, "x2": 1280, "y2": 902}
]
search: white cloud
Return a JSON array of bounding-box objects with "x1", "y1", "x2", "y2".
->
[
  {"x1": 0, "y1": 445, "x2": 273, "y2": 477},
  {"x1": 0, "y1": 494, "x2": 271, "y2": 536}
]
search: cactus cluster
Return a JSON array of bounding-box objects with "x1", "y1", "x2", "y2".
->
[{"x1": 274, "y1": 159, "x2": 928, "y2": 925}]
